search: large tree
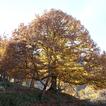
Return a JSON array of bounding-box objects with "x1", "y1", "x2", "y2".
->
[
  {"x1": 12, "y1": 9, "x2": 100, "y2": 90},
  {"x1": 2, "y1": 9, "x2": 106, "y2": 94}
]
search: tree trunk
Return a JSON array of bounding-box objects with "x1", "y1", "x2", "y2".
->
[
  {"x1": 30, "y1": 70, "x2": 36, "y2": 88},
  {"x1": 2, "y1": 71, "x2": 7, "y2": 82},
  {"x1": 39, "y1": 78, "x2": 50, "y2": 101},
  {"x1": 49, "y1": 75, "x2": 57, "y2": 92},
  {"x1": 30, "y1": 78, "x2": 35, "y2": 88}
]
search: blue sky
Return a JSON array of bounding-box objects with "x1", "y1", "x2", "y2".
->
[{"x1": 0, "y1": 0, "x2": 106, "y2": 51}]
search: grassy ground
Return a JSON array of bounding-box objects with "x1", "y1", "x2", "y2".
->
[{"x1": 0, "y1": 81, "x2": 105, "y2": 106}]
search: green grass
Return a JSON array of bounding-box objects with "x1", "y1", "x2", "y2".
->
[
  {"x1": 0, "y1": 81, "x2": 42, "y2": 106},
  {"x1": 0, "y1": 81, "x2": 77, "y2": 106},
  {"x1": 0, "y1": 81, "x2": 105, "y2": 106},
  {"x1": 0, "y1": 92, "x2": 37, "y2": 106}
]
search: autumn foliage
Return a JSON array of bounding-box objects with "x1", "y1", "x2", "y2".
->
[{"x1": 0, "y1": 9, "x2": 106, "y2": 95}]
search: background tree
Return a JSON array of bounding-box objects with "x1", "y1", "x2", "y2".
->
[
  {"x1": 0, "y1": 35, "x2": 9, "y2": 81},
  {"x1": 7, "y1": 23, "x2": 45, "y2": 87}
]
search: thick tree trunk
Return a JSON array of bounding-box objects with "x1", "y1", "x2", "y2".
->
[
  {"x1": 49, "y1": 75, "x2": 57, "y2": 92},
  {"x1": 39, "y1": 78, "x2": 50, "y2": 101}
]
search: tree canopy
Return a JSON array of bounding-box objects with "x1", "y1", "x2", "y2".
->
[{"x1": 0, "y1": 9, "x2": 106, "y2": 93}]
